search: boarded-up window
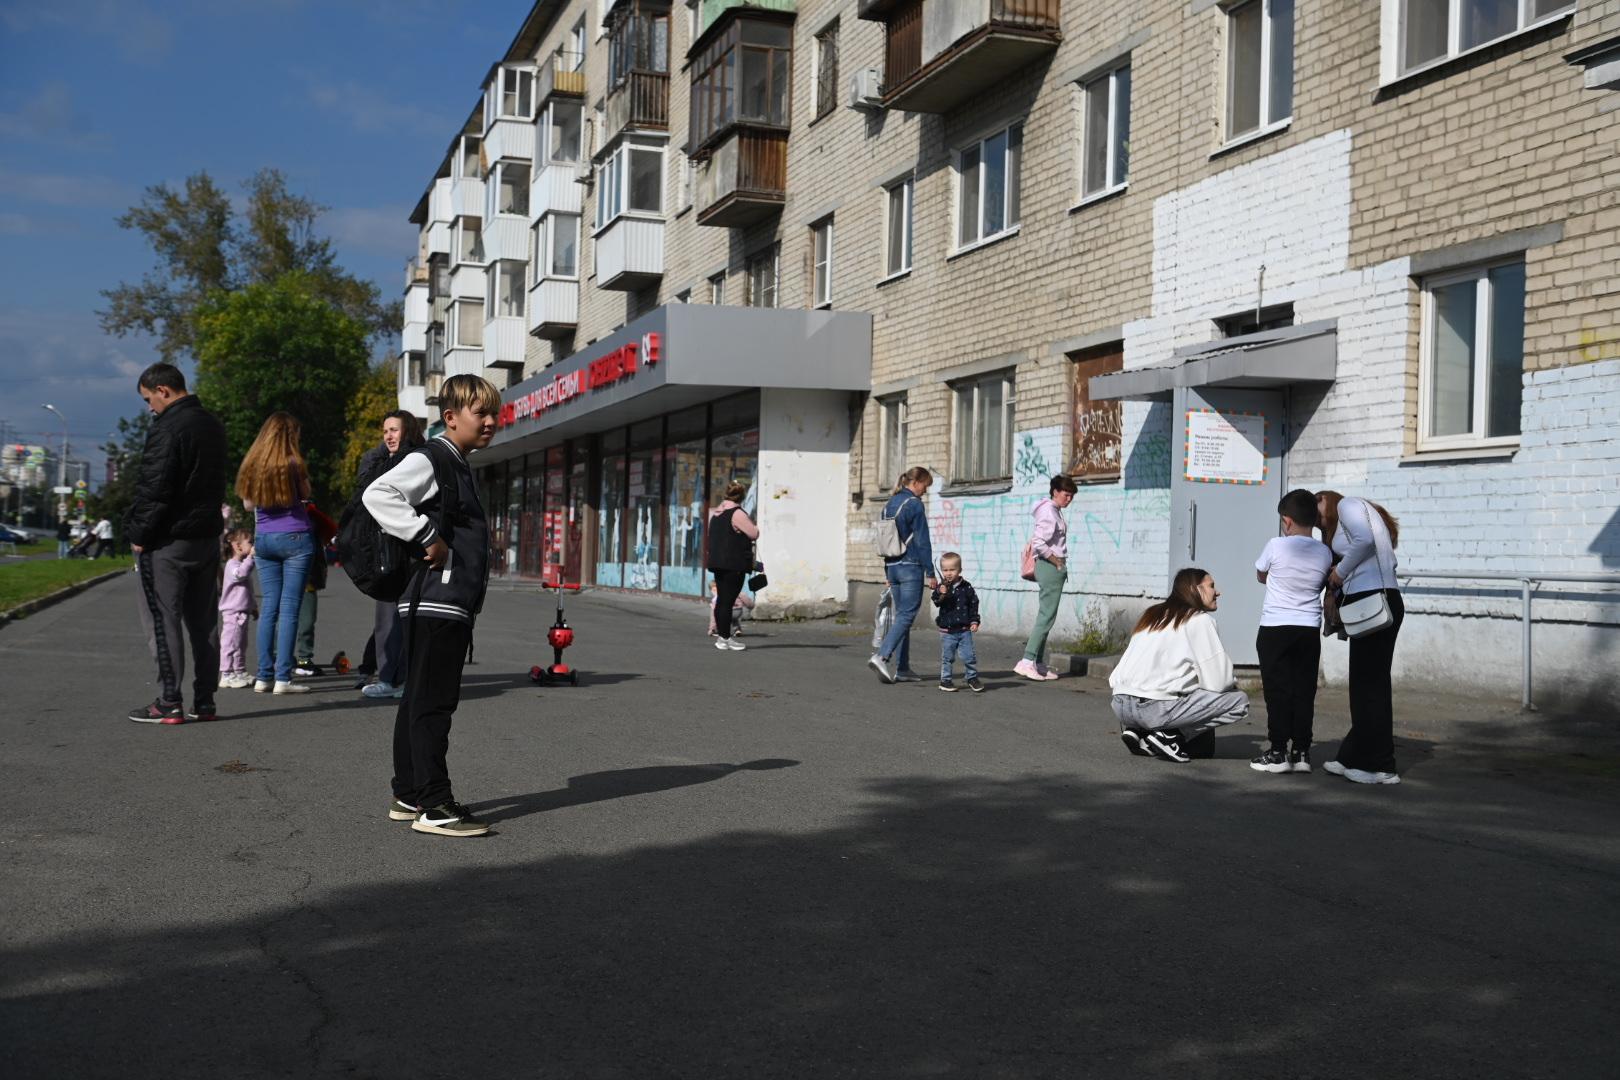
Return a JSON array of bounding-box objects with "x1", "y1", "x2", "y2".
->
[{"x1": 1069, "y1": 345, "x2": 1123, "y2": 483}]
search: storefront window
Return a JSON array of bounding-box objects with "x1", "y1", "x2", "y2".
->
[
  {"x1": 484, "y1": 464, "x2": 508, "y2": 577},
  {"x1": 710, "y1": 427, "x2": 760, "y2": 509},
  {"x1": 520, "y1": 454, "x2": 546, "y2": 577},
  {"x1": 566, "y1": 455, "x2": 587, "y2": 585},
  {"x1": 506, "y1": 471, "x2": 522, "y2": 575},
  {"x1": 544, "y1": 446, "x2": 567, "y2": 585},
  {"x1": 597, "y1": 451, "x2": 627, "y2": 587}
]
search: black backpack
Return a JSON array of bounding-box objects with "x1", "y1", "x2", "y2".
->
[{"x1": 337, "y1": 442, "x2": 458, "y2": 602}]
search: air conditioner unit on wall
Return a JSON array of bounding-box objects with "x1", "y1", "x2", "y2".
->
[{"x1": 849, "y1": 69, "x2": 884, "y2": 110}]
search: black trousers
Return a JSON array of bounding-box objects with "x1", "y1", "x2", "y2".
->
[
  {"x1": 1336, "y1": 589, "x2": 1404, "y2": 773},
  {"x1": 1256, "y1": 624, "x2": 1321, "y2": 751},
  {"x1": 135, "y1": 536, "x2": 221, "y2": 707},
  {"x1": 712, "y1": 569, "x2": 746, "y2": 639},
  {"x1": 392, "y1": 616, "x2": 471, "y2": 809}
]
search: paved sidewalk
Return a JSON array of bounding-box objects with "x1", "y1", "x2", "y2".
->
[{"x1": 2, "y1": 576, "x2": 1617, "y2": 1079}]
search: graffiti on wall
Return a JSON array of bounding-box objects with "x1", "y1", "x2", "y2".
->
[
  {"x1": 1069, "y1": 346, "x2": 1124, "y2": 482},
  {"x1": 1013, "y1": 433, "x2": 1051, "y2": 488}
]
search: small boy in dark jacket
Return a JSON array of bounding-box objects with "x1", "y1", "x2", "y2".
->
[{"x1": 931, "y1": 551, "x2": 982, "y2": 693}]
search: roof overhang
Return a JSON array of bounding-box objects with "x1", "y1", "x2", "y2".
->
[{"x1": 1090, "y1": 320, "x2": 1337, "y2": 401}]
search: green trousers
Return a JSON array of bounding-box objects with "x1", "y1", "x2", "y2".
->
[{"x1": 1023, "y1": 558, "x2": 1065, "y2": 663}]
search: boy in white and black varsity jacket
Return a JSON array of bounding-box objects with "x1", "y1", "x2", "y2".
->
[{"x1": 362, "y1": 374, "x2": 499, "y2": 837}]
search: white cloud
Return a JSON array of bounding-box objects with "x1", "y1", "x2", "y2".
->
[
  {"x1": 0, "y1": 308, "x2": 162, "y2": 455},
  {"x1": 297, "y1": 73, "x2": 458, "y2": 137},
  {"x1": 0, "y1": 168, "x2": 130, "y2": 209},
  {"x1": 0, "y1": 1, "x2": 174, "y2": 64},
  {"x1": 0, "y1": 82, "x2": 106, "y2": 148}
]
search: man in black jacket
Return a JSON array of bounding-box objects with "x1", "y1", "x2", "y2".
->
[{"x1": 125, "y1": 362, "x2": 229, "y2": 725}]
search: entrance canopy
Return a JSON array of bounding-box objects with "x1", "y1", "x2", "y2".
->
[
  {"x1": 1089, "y1": 320, "x2": 1336, "y2": 401},
  {"x1": 480, "y1": 304, "x2": 872, "y2": 464}
]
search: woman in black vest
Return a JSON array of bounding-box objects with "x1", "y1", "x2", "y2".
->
[{"x1": 706, "y1": 481, "x2": 760, "y2": 651}]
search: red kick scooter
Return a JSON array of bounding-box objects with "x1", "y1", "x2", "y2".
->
[{"x1": 530, "y1": 582, "x2": 584, "y2": 686}]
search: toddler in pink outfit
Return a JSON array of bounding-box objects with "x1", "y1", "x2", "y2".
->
[{"x1": 219, "y1": 529, "x2": 257, "y2": 689}]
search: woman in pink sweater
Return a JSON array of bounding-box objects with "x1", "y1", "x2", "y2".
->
[{"x1": 1016, "y1": 474, "x2": 1078, "y2": 680}]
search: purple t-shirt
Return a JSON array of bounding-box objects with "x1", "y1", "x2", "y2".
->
[{"x1": 255, "y1": 503, "x2": 311, "y2": 534}]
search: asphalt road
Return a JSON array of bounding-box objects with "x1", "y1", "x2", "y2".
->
[{"x1": 3, "y1": 573, "x2": 1618, "y2": 1079}]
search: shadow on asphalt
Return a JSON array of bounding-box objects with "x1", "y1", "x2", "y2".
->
[
  {"x1": 7, "y1": 770, "x2": 1616, "y2": 1079},
  {"x1": 471, "y1": 759, "x2": 800, "y2": 823}
]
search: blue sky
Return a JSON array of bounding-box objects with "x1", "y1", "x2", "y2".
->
[{"x1": 0, "y1": 0, "x2": 531, "y2": 482}]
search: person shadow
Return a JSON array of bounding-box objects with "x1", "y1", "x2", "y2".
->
[{"x1": 471, "y1": 759, "x2": 799, "y2": 824}]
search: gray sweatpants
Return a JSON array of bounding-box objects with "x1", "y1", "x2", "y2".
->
[
  {"x1": 134, "y1": 535, "x2": 221, "y2": 707},
  {"x1": 1112, "y1": 688, "x2": 1249, "y2": 737}
]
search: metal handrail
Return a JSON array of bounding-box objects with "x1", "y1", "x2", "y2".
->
[{"x1": 1396, "y1": 569, "x2": 1620, "y2": 711}]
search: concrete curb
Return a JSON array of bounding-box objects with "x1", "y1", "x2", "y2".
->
[{"x1": 0, "y1": 568, "x2": 130, "y2": 629}]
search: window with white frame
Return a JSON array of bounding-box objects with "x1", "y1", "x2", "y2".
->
[
  {"x1": 1226, "y1": 0, "x2": 1293, "y2": 141},
  {"x1": 1419, "y1": 259, "x2": 1525, "y2": 450},
  {"x1": 488, "y1": 260, "x2": 525, "y2": 319},
  {"x1": 884, "y1": 177, "x2": 913, "y2": 277},
  {"x1": 811, "y1": 217, "x2": 833, "y2": 307},
  {"x1": 427, "y1": 325, "x2": 445, "y2": 373},
  {"x1": 549, "y1": 213, "x2": 580, "y2": 278},
  {"x1": 571, "y1": 19, "x2": 587, "y2": 67},
  {"x1": 453, "y1": 299, "x2": 483, "y2": 347},
  {"x1": 529, "y1": 221, "x2": 542, "y2": 287},
  {"x1": 456, "y1": 217, "x2": 484, "y2": 264},
  {"x1": 955, "y1": 122, "x2": 1023, "y2": 250},
  {"x1": 1081, "y1": 61, "x2": 1131, "y2": 198},
  {"x1": 877, "y1": 394, "x2": 908, "y2": 486},
  {"x1": 746, "y1": 247, "x2": 778, "y2": 308},
  {"x1": 815, "y1": 22, "x2": 840, "y2": 120},
  {"x1": 491, "y1": 161, "x2": 530, "y2": 216},
  {"x1": 595, "y1": 143, "x2": 664, "y2": 230},
  {"x1": 545, "y1": 100, "x2": 584, "y2": 163},
  {"x1": 952, "y1": 369, "x2": 1015, "y2": 483},
  {"x1": 503, "y1": 67, "x2": 535, "y2": 119},
  {"x1": 709, "y1": 271, "x2": 726, "y2": 305},
  {"x1": 457, "y1": 136, "x2": 482, "y2": 180},
  {"x1": 1395, "y1": 0, "x2": 1574, "y2": 76}
]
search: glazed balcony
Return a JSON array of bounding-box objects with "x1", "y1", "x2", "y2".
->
[
  {"x1": 528, "y1": 278, "x2": 579, "y2": 339},
  {"x1": 861, "y1": 0, "x2": 1061, "y2": 114},
  {"x1": 483, "y1": 315, "x2": 527, "y2": 370},
  {"x1": 603, "y1": 0, "x2": 671, "y2": 144},
  {"x1": 695, "y1": 126, "x2": 787, "y2": 228},
  {"x1": 594, "y1": 216, "x2": 664, "y2": 291},
  {"x1": 483, "y1": 117, "x2": 535, "y2": 165}
]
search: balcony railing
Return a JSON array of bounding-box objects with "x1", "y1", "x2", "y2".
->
[
  {"x1": 404, "y1": 256, "x2": 431, "y2": 290},
  {"x1": 696, "y1": 126, "x2": 787, "y2": 228},
  {"x1": 540, "y1": 49, "x2": 587, "y2": 100},
  {"x1": 605, "y1": 70, "x2": 670, "y2": 141},
  {"x1": 871, "y1": 0, "x2": 1060, "y2": 113}
]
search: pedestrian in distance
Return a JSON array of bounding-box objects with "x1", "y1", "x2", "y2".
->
[
  {"x1": 124, "y1": 362, "x2": 228, "y2": 725},
  {"x1": 869, "y1": 466, "x2": 937, "y2": 684},
  {"x1": 356, "y1": 410, "x2": 424, "y2": 698},
  {"x1": 362, "y1": 373, "x2": 499, "y2": 837},
  {"x1": 705, "y1": 480, "x2": 759, "y2": 652},
  {"x1": 55, "y1": 518, "x2": 70, "y2": 559},
  {"x1": 92, "y1": 516, "x2": 115, "y2": 558},
  {"x1": 218, "y1": 529, "x2": 258, "y2": 689},
  {"x1": 932, "y1": 551, "x2": 983, "y2": 693},
  {"x1": 291, "y1": 502, "x2": 338, "y2": 678},
  {"x1": 1109, "y1": 568, "x2": 1250, "y2": 762},
  {"x1": 1251, "y1": 489, "x2": 1333, "y2": 775},
  {"x1": 1017, "y1": 474, "x2": 1077, "y2": 681},
  {"x1": 1316, "y1": 490, "x2": 1405, "y2": 786},
  {"x1": 236, "y1": 412, "x2": 317, "y2": 695}
]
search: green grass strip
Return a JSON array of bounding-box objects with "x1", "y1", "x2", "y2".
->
[{"x1": 0, "y1": 557, "x2": 134, "y2": 614}]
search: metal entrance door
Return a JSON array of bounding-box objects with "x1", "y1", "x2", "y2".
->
[{"x1": 1169, "y1": 386, "x2": 1287, "y2": 665}]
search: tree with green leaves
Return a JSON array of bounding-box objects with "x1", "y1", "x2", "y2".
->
[
  {"x1": 193, "y1": 273, "x2": 372, "y2": 509},
  {"x1": 90, "y1": 412, "x2": 154, "y2": 549}
]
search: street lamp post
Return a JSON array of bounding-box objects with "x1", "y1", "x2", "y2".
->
[{"x1": 42, "y1": 404, "x2": 68, "y2": 525}]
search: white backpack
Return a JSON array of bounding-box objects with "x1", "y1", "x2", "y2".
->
[{"x1": 874, "y1": 496, "x2": 917, "y2": 557}]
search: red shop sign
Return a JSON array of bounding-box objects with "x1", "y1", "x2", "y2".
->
[{"x1": 498, "y1": 332, "x2": 662, "y2": 429}]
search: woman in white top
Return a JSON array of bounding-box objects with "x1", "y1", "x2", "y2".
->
[
  {"x1": 1317, "y1": 490, "x2": 1403, "y2": 785},
  {"x1": 1109, "y1": 567, "x2": 1249, "y2": 763}
]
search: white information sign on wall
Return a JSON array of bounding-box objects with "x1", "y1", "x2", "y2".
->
[{"x1": 1184, "y1": 409, "x2": 1267, "y2": 485}]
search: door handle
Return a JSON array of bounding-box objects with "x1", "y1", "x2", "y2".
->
[{"x1": 1188, "y1": 501, "x2": 1197, "y2": 560}]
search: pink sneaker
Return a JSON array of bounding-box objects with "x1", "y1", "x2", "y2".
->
[
  {"x1": 1013, "y1": 659, "x2": 1044, "y2": 681},
  {"x1": 1037, "y1": 664, "x2": 1060, "y2": 681}
]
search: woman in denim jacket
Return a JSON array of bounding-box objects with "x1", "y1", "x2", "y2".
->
[{"x1": 869, "y1": 467, "x2": 937, "y2": 683}]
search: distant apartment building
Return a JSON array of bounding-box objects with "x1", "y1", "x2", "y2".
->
[{"x1": 398, "y1": 0, "x2": 1620, "y2": 703}]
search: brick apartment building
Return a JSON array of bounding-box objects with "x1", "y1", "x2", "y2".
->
[{"x1": 397, "y1": 0, "x2": 1620, "y2": 704}]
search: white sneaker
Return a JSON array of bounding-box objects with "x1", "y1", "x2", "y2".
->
[
  {"x1": 253, "y1": 679, "x2": 273, "y2": 693},
  {"x1": 273, "y1": 681, "x2": 311, "y2": 695},
  {"x1": 362, "y1": 681, "x2": 404, "y2": 698},
  {"x1": 1322, "y1": 760, "x2": 1347, "y2": 777},
  {"x1": 714, "y1": 638, "x2": 731, "y2": 651},
  {"x1": 1343, "y1": 767, "x2": 1401, "y2": 785},
  {"x1": 868, "y1": 653, "x2": 896, "y2": 684},
  {"x1": 1013, "y1": 659, "x2": 1044, "y2": 681},
  {"x1": 723, "y1": 636, "x2": 746, "y2": 651}
]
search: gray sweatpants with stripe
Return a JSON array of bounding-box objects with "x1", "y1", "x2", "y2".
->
[
  {"x1": 1112, "y1": 688, "x2": 1250, "y2": 737},
  {"x1": 134, "y1": 536, "x2": 221, "y2": 707}
]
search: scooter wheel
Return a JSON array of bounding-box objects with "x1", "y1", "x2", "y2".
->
[
  {"x1": 570, "y1": 671, "x2": 579, "y2": 686},
  {"x1": 529, "y1": 665, "x2": 543, "y2": 683}
]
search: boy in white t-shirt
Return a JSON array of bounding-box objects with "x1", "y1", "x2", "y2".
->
[{"x1": 1252, "y1": 489, "x2": 1333, "y2": 775}]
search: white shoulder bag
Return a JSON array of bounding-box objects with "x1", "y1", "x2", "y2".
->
[
  {"x1": 874, "y1": 496, "x2": 917, "y2": 558},
  {"x1": 1338, "y1": 500, "x2": 1395, "y2": 639}
]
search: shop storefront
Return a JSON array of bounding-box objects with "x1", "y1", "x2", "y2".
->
[{"x1": 474, "y1": 303, "x2": 871, "y2": 611}]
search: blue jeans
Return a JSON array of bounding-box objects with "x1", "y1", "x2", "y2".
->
[
  {"x1": 878, "y1": 563, "x2": 925, "y2": 673},
  {"x1": 255, "y1": 530, "x2": 313, "y2": 682},
  {"x1": 941, "y1": 630, "x2": 977, "y2": 681}
]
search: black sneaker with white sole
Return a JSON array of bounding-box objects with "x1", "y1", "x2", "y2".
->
[
  {"x1": 1143, "y1": 729, "x2": 1191, "y2": 763},
  {"x1": 965, "y1": 678, "x2": 984, "y2": 693},
  {"x1": 1250, "y1": 748, "x2": 1290, "y2": 773},
  {"x1": 938, "y1": 679, "x2": 958, "y2": 692},
  {"x1": 389, "y1": 798, "x2": 421, "y2": 821},
  {"x1": 411, "y1": 801, "x2": 490, "y2": 837},
  {"x1": 128, "y1": 700, "x2": 184, "y2": 725},
  {"x1": 1120, "y1": 728, "x2": 1152, "y2": 757},
  {"x1": 185, "y1": 701, "x2": 219, "y2": 723}
]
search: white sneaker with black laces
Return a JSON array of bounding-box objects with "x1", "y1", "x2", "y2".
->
[
  {"x1": 1143, "y1": 729, "x2": 1191, "y2": 763},
  {"x1": 412, "y1": 801, "x2": 490, "y2": 836}
]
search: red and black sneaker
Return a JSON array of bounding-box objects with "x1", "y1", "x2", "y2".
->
[
  {"x1": 185, "y1": 700, "x2": 219, "y2": 723},
  {"x1": 128, "y1": 700, "x2": 184, "y2": 725}
]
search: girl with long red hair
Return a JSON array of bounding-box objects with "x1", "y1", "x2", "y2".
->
[{"x1": 236, "y1": 412, "x2": 315, "y2": 694}]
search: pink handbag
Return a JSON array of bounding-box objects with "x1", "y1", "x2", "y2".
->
[{"x1": 1020, "y1": 542, "x2": 1037, "y2": 582}]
